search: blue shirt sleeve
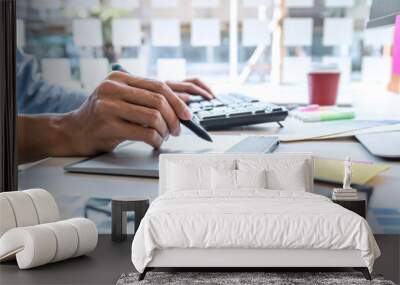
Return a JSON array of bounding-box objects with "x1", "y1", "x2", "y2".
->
[{"x1": 16, "y1": 49, "x2": 88, "y2": 114}]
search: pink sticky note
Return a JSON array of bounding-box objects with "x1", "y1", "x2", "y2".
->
[
  {"x1": 298, "y1": 105, "x2": 320, "y2": 112},
  {"x1": 393, "y1": 15, "x2": 400, "y2": 75}
]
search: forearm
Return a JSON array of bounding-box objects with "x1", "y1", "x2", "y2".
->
[
  {"x1": 17, "y1": 114, "x2": 77, "y2": 164},
  {"x1": 17, "y1": 50, "x2": 87, "y2": 114}
]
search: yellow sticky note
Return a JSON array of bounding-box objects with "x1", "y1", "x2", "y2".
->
[{"x1": 315, "y1": 159, "x2": 390, "y2": 184}]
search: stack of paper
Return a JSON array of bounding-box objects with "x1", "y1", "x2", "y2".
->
[
  {"x1": 279, "y1": 120, "x2": 400, "y2": 142},
  {"x1": 332, "y1": 188, "x2": 358, "y2": 200}
]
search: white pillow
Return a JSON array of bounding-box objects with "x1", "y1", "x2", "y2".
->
[
  {"x1": 167, "y1": 163, "x2": 210, "y2": 191},
  {"x1": 266, "y1": 162, "x2": 308, "y2": 191},
  {"x1": 211, "y1": 168, "x2": 236, "y2": 190},
  {"x1": 236, "y1": 170, "x2": 267, "y2": 189},
  {"x1": 166, "y1": 160, "x2": 237, "y2": 192},
  {"x1": 238, "y1": 158, "x2": 311, "y2": 192},
  {"x1": 211, "y1": 169, "x2": 267, "y2": 191}
]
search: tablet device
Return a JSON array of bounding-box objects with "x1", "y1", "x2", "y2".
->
[{"x1": 64, "y1": 135, "x2": 280, "y2": 178}]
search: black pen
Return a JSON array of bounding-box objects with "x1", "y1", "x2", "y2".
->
[{"x1": 111, "y1": 63, "x2": 213, "y2": 142}]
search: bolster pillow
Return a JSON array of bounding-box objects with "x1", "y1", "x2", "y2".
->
[
  {"x1": 0, "y1": 189, "x2": 60, "y2": 237},
  {"x1": 0, "y1": 218, "x2": 98, "y2": 269}
]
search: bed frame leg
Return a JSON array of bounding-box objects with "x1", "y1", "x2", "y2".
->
[
  {"x1": 138, "y1": 268, "x2": 148, "y2": 281},
  {"x1": 362, "y1": 268, "x2": 372, "y2": 281},
  {"x1": 354, "y1": 267, "x2": 371, "y2": 280}
]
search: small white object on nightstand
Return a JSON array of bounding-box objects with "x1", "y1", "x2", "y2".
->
[
  {"x1": 332, "y1": 156, "x2": 358, "y2": 200},
  {"x1": 343, "y1": 156, "x2": 353, "y2": 190}
]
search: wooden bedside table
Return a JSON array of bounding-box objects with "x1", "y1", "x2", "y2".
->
[{"x1": 332, "y1": 198, "x2": 367, "y2": 218}]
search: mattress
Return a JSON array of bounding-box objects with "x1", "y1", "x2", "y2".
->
[{"x1": 131, "y1": 190, "x2": 380, "y2": 273}]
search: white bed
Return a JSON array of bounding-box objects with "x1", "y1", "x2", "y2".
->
[{"x1": 131, "y1": 154, "x2": 380, "y2": 281}]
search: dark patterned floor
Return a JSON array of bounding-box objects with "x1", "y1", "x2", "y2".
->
[{"x1": 117, "y1": 272, "x2": 396, "y2": 285}]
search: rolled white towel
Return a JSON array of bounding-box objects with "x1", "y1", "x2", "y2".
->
[{"x1": 0, "y1": 218, "x2": 98, "y2": 269}]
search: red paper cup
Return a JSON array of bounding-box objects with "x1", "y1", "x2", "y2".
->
[{"x1": 308, "y1": 71, "x2": 341, "y2": 106}]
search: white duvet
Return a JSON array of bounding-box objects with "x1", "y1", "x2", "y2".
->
[{"x1": 131, "y1": 190, "x2": 380, "y2": 273}]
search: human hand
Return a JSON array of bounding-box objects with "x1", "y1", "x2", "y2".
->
[
  {"x1": 166, "y1": 78, "x2": 215, "y2": 103},
  {"x1": 61, "y1": 72, "x2": 193, "y2": 155}
]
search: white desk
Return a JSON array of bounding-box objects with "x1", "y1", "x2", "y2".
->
[
  {"x1": 18, "y1": 136, "x2": 400, "y2": 232},
  {"x1": 17, "y1": 87, "x2": 400, "y2": 227},
  {"x1": 15, "y1": 86, "x2": 400, "y2": 283},
  {"x1": 16, "y1": 136, "x2": 400, "y2": 283}
]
